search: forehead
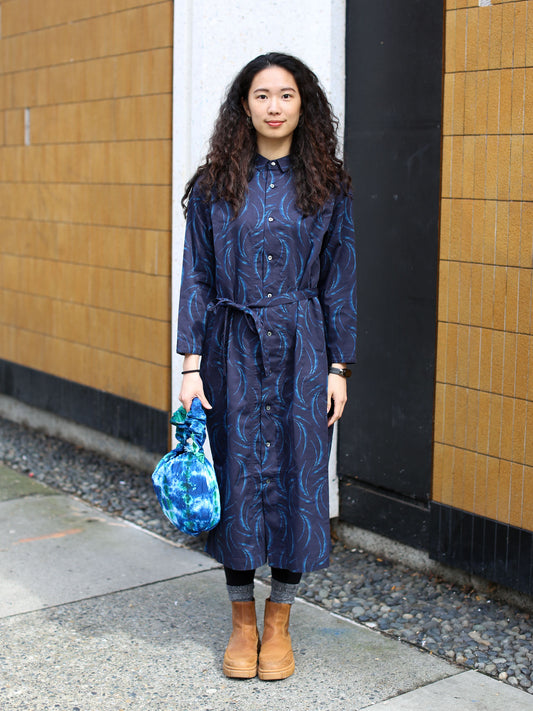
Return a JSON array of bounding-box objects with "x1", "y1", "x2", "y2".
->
[{"x1": 249, "y1": 65, "x2": 298, "y2": 92}]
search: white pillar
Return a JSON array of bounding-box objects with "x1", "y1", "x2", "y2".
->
[{"x1": 172, "y1": 0, "x2": 346, "y2": 516}]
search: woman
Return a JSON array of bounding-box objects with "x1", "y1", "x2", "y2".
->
[{"x1": 177, "y1": 52, "x2": 357, "y2": 681}]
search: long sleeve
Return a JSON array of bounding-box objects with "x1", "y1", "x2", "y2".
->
[
  {"x1": 318, "y1": 191, "x2": 357, "y2": 364},
  {"x1": 176, "y1": 184, "x2": 216, "y2": 355}
]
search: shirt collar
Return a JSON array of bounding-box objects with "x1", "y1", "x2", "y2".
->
[{"x1": 255, "y1": 154, "x2": 291, "y2": 173}]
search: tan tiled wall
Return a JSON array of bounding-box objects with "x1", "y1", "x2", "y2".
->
[
  {"x1": 435, "y1": 0, "x2": 533, "y2": 531},
  {"x1": 0, "y1": 0, "x2": 173, "y2": 411}
]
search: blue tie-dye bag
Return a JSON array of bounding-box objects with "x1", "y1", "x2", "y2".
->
[{"x1": 152, "y1": 398, "x2": 220, "y2": 536}]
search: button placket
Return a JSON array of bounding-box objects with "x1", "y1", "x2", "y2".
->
[
  {"x1": 261, "y1": 298, "x2": 275, "y2": 471},
  {"x1": 264, "y1": 164, "x2": 278, "y2": 302},
  {"x1": 261, "y1": 160, "x2": 279, "y2": 476},
  {"x1": 261, "y1": 166, "x2": 279, "y2": 363}
]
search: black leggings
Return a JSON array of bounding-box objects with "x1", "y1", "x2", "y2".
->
[{"x1": 224, "y1": 566, "x2": 302, "y2": 586}]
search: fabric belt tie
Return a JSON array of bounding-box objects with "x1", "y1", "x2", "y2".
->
[{"x1": 206, "y1": 288, "x2": 318, "y2": 375}]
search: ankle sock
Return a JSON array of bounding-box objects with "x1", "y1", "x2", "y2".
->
[
  {"x1": 270, "y1": 579, "x2": 299, "y2": 605},
  {"x1": 226, "y1": 583, "x2": 254, "y2": 602}
]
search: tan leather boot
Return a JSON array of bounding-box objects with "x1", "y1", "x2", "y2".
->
[
  {"x1": 258, "y1": 598, "x2": 295, "y2": 680},
  {"x1": 223, "y1": 600, "x2": 260, "y2": 678}
]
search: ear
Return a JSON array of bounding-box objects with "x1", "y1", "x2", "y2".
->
[{"x1": 241, "y1": 97, "x2": 251, "y2": 117}]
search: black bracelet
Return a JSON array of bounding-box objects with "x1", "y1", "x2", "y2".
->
[
  {"x1": 329, "y1": 366, "x2": 352, "y2": 378},
  {"x1": 182, "y1": 369, "x2": 201, "y2": 374}
]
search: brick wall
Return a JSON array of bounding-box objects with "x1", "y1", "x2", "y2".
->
[
  {"x1": 0, "y1": 0, "x2": 173, "y2": 412},
  {"x1": 434, "y1": 0, "x2": 533, "y2": 531}
]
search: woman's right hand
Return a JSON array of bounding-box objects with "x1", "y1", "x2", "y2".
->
[{"x1": 179, "y1": 372, "x2": 213, "y2": 412}]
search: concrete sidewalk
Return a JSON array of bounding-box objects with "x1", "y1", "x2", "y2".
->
[{"x1": 1, "y1": 465, "x2": 531, "y2": 711}]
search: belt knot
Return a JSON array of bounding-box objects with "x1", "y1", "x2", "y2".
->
[{"x1": 207, "y1": 288, "x2": 318, "y2": 374}]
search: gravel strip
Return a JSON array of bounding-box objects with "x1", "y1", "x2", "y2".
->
[{"x1": 1, "y1": 415, "x2": 532, "y2": 693}]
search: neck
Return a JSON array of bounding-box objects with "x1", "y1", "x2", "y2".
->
[{"x1": 255, "y1": 135, "x2": 293, "y2": 160}]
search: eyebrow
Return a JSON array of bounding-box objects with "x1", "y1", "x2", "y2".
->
[{"x1": 252, "y1": 87, "x2": 297, "y2": 94}]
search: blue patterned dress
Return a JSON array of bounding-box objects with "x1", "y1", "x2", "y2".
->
[{"x1": 177, "y1": 154, "x2": 357, "y2": 572}]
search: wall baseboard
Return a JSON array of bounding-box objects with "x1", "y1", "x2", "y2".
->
[
  {"x1": 0, "y1": 359, "x2": 169, "y2": 455},
  {"x1": 0, "y1": 394, "x2": 161, "y2": 471}
]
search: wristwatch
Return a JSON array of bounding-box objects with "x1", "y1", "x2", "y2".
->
[{"x1": 328, "y1": 366, "x2": 352, "y2": 378}]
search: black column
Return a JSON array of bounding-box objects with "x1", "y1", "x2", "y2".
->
[{"x1": 340, "y1": 0, "x2": 444, "y2": 549}]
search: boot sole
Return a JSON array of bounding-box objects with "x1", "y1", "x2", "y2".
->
[
  {"x1": 223, "y1": 663, "x2": 258, "y2": 679},
  {"x1": 257, "y1": 661, "x2": 295, "y2": 681}
]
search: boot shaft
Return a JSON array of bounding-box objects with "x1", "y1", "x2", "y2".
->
[
  {"x1": 231, "y1": 599, "x2": 258, "y2": 628},
  {"x1": 262, "y1": 598, "x2": 291, "y2": 639},
  {"x1": 258, "y1": 598, "x2": 295, "y2": 680}
]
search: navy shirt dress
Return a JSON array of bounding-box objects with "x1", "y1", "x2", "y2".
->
[{"x1": 177, "y1": 154, "x2": 357, "y2": 573}]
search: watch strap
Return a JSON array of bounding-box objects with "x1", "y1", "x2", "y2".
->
[{"x1": 328, "y1": 366, "x2": 352, "y2": 378}]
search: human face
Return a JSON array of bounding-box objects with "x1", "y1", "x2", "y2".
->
[{"x1": 243, "y1": 65, "x2": 302, "y2": 159}]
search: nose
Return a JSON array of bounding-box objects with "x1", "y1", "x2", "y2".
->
[{"x1": 267, "y1": 97, "x2": 281, "y2": 114}]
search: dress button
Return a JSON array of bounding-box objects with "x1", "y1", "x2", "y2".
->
[
  {"x1": 267, "y1": 292, "x2": 272, "y2": 298},
  {"x1": 267, "y1": 254, "x2": 273, "y2": 261},
  {"x1": 266, "y1": 330, "x2": 272, "y2": 336},
  {"x1": 271, "y1": 161, "x2": 276, "y2": 166},
  {"x1": 270, "y1": 183, "x2": 275, "y2": 189},
  {"x1": 266, "y1": 405, "x2": 271, "y2": 411},
  {"x1": 265, "y1": 441, "x2": 271, "y2": 447},
  {"x1": 268, "y1": 217, "x2": 274, "y2": 222}
]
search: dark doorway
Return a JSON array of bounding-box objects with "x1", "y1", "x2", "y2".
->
[{"x1": 339, "y1": 0, "x2": 444, "y2": 549}]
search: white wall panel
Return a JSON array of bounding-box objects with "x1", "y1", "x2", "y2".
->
[{"x1": 172, "y1": 0, "x2": 346, "y2": 516}]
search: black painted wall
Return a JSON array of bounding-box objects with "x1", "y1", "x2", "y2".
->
[
  {"x1": 339, "y1": 0, "x2": 444, "y2": 548},
  {"x1": 0, "y1": 359, "x2": 169, "y2": 454}
]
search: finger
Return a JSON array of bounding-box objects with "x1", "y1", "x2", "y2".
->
[
  {"x1": 193, "y1": 385, "x2": 212, "y2": 410},
  {"x1": 200, "y1": 393, "x2": 213, "y2": 409},
  {"x1": 327, "y1": 394, "x2": 335, "y2": 426},
  {"x1": 328, "y1": 395, "x2": 347, "y2": 426},
  {"x1": 328, "y1": 408, "x2": 340, "y2": 426},
  {"x1": 184, "y1": 394, "x2": 210, "y2": 412}
]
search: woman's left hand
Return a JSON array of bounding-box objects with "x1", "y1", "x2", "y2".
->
[{"x1": 327, "y1": 371, "x2": 348, "y2": 427}]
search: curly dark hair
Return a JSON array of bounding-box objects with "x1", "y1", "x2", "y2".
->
[{"x1": 182, "y1": 52, "x2": 351, "y2": 217}]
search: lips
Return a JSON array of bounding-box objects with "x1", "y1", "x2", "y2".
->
[{"x1": 266, "y1": 121, "x2": 284, "y2": 127}]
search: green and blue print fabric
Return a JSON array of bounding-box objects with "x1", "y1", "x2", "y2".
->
[
  {"x1": 152, "y1": 397, "x2": 220, "y2": 536},
  {"x1": 177, "y1": 154, "x2": 357, "y2": 571}
]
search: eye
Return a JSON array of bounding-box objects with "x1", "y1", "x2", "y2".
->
[
  {"x1": 256, "y1": 93, "x2": 268, "y2": 100},
  {"x1": 282, "y1": 93, "x2": 293, "y2": 100}
]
